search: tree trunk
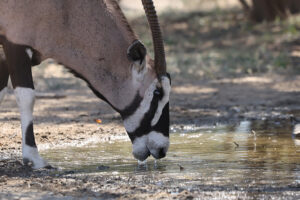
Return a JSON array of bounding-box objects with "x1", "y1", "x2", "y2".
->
[
  {"x1": 251, "y1": 0, "x2": 288, "y2": 22},
  {"x1": 288, "y1": 0, "x2": 300, "y2": 14},
  {"x1": 238, "y1": 0, "x2": 300, "y2": 22}
]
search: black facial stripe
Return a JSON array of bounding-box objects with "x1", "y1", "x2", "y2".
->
[
  {"x1": 127, "y1": 95, "x2": 171, "y2": 142},
  {"x1": 153, "y1": 103, "x2": 169, "y2": 137},
  {"x1": 25, "y1": 122, "x2": 37, "y2": 147},
  {"x1": 120, "y1": 92, "x2": 142, "y2": 119},
  {"x1": 166, "y1": 73, "x2": 171, "y2": 85},
  {"x1": 127, "y1": 93, "x2": 160, "y2": 141}
]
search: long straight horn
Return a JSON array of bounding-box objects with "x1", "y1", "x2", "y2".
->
[{"x1": 141, "y1": 0, "x2": 166, "y2": 78}]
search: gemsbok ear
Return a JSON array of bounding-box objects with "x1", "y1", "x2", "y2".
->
[{"x1": 127, "y1": 40, "x2": 147, "y2": 64}]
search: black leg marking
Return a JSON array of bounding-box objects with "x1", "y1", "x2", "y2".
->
[
  {"x1": 25, "y1": 122, "x2": 37, "y2": 147},
  {"x1": 2, "y1": 38, "x2": 34, "y2": 89},
  {"x1": 0, "y1": 55, "x2": 9, "y2": 91}
]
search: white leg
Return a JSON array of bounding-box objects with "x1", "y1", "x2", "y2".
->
[
  {"x1": 0, "y1": 87, "x2": 7, "y2": 105},
  {"x1": 14, "y1": 87, "x2": 49, "y2": 169}
]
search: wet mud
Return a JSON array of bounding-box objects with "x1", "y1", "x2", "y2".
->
[
  {"x1": 1, "y1": 67, "x2": 300, "y2": 199},
  {"x1": 1, "y1": 120, "x2": 300, "y2": 199}
]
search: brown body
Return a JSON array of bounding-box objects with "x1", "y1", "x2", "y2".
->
[
  {"x1": 0, "y1": 0, "x2": 155, "y2": 110},
  {"x1": 0, "y1": 0, "x2": 170, "y2": 168}
]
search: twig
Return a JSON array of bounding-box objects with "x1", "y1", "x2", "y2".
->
[
  {"x1": 9, "y1": 132, "x2": 17, "y2": 139},
  {"x1": 177, "y1": 164, "x2": 184, "y2": 171},
  {"x1": 233, "y1": 141, "x2": 239, "y2": 148}
]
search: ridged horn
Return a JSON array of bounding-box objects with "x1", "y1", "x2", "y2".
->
[{"x1": 141, "y1": 0, "x2": 166, "y2": 78}]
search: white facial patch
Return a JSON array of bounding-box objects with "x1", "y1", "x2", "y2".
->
[
  {"x1": 0, "y1": 87, "x2": 7, "y2": 104},
  {"x1": 124, "y1": 79, "x2": 158, "y2": 133},
  {"x1": 14, "y1": 87, "x2": 48, "y2": 168},
  {"x1": 151, "y1": 76, "x2": 171, "y2": 126},
  {"x1": 25, "y1": 48, "x2": 33, "y2": 59},
  {"x1": 147, "y1": 131, "x2": 169, "y2": 157}
]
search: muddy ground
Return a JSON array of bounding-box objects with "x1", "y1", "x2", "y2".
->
[
  {"x1": 0, "y1": 62, "x2": 300, "y2": 199},
  {"x1": 1, "y1": 0, "x2": 300, "y2": 199}
]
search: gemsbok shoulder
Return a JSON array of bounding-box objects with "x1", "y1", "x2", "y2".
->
[{"x1": 0, "y1": 0, "x2": 171, "y2": 169}]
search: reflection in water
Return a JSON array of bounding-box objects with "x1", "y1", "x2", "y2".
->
[
  {"x1": 235, "y1": 120, "x2": 251, "y2": 133},
  {"x1": 41, "y1": 120, "x2": 300, "y2": 195},
  {"x1": 294, "y1": 124, "x2": 300, "y2": 135},
  {"x1": 293, "y1": 124, "x2": 300, "y2": 146}
]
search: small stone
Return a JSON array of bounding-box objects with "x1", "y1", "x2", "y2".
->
[{"x1": 97, "y1": 165, "x2": 110, "y2": 171}]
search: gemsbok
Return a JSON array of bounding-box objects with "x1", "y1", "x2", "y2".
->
[{"x1": 0, "y1": 0, "x2": 171, "y2": 169}]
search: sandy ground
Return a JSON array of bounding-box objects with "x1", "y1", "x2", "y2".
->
[{"x1": 0, "y1": 61, "x2": 300, "y2": 199}]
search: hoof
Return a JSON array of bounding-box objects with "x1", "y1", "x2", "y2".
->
[
  {"x1": 23, "y1": 157, "x2": 51, "y2": 169},
  {"x1": 23, "y1": 158, "x2": 32, "y2": 166}
]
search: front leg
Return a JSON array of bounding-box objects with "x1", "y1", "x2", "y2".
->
[
  {"x1": 14, "y1": 87, "x2": 49, "y2": 169},
  {"x1": 3, "y1": 40, "x2": 50, "y2": 169}
]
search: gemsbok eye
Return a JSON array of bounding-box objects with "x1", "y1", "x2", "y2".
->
[
  {"x1": 153, "y1": 88, "x2": 164, "y2": 100},
  {"x1": 154, "y1": 89, "x2": 161, "y2": 96}
]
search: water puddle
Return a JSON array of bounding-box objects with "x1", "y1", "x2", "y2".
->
[{"x1": 41, "y1": 119, "x2": 300, "y2": 189}]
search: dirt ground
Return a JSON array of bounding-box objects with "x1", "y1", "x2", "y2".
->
[
  {"x1": 0, "y1": 61, "x2": 299, "y2": 199},
  {"x1": 1, "y1": 0, "x2": 300, "y2": 199}
]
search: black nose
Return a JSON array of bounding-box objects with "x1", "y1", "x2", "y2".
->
[
  {"x1": 150, "y1": 148, "x2": 166, "y2": 159},
  {"x1": 158, "y1": 148, "x2": 166, "y2": 159}
]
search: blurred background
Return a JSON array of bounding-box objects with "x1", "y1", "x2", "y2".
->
[{"x1": 119, "y1": 0, "x2": 300, "y2": 80}]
